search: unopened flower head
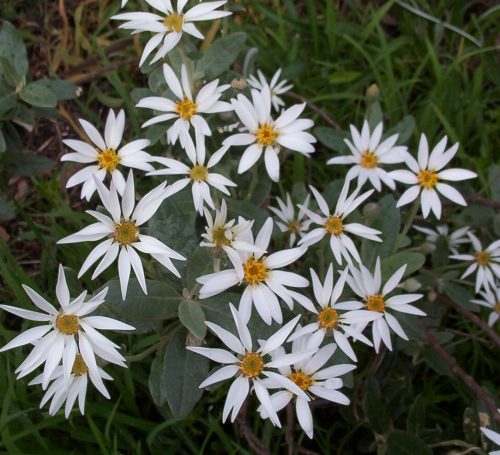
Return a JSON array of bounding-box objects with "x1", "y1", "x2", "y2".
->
[
  {"x1": 188, "y1": 304, "x2": 315, "y2": 427},
  {"x1": 327, "y1": 120, "x2": 407, "y2": 191},
  {"x1": 346, "y1": 258, "x2": 425, "y2": 352},
  {"x1": 58, "y1": 171, "x2": 185, "y2": 299},
  {"x1": 197, "y1": 218, "x2": 312, "y2": 325},
  {"x1": 298, "y1": 180, "x2": 381, "y2": 265},
  {"x1": 112, "y1": 0, "x2": 232, "y2": 66},
  {"x1": 269, "y1": 193, "x2": 312, "y2": 247},
  {"x1": 450, "y1": 233, "x2": 500, "y2": 292},
  {"x1": 390, "y1": 134, "x2": 477, "y2": 219},
  {"x1": 471, "y1": 285, "x2": 500, "y2": 327},
  {"x1": 223, "y1": 87, "x2": 316, "y2": 182},
  {"x1": 61, "y1": 109, "x2": 154, "y2": 200},
  {"x1": 247, "y1": 68, "x2": 293, "y2": 112},
  {"x1": 413, "y1": 224, "x2": 471, "y2": 255},
  {"x1": 0, "y1": 265, "x2": 133, "y2": 389},
  {"x1": 258, "y1": 333, "x2": 355, "y2": 438}
]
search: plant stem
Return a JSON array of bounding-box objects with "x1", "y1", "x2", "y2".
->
[
  {"x1": 246, "y1": 166, "x2": 259, "y2": 200},
  {"x1": 393, "y1": 198, "x2": 420, "y2": 253}
]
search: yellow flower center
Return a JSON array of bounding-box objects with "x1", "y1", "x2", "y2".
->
[
  {"x1": 418, "y1": 169, "x2": 438, "y2": 190},
  {"x1": 97, "y1": 148, "x2": 120, "y2": 172},
  {"x1": 55, "y1": 314, "x2": 79, "y2": 335},
  {"x1": 318, "y1": 307, "x2": 339, "y2": 329},
  {"x1": 114, "y1": 220, "x2": 139, "y2": 245},
  {"x1": 325, "y1": 216, "x2": 344, "y2": 236},
  {"x1": 71, "y1": 354, "x2": 89, "y2": 376},
  {"x1": 240, "y1": 353, "x2": 264, "y2": 378},
  {"x1": 176, "y1": 97, "x2": 197, "y2": 120},
  {"x1": 495, "y1": 302, "x2": 500, "y2": 314},
  {"x1": 212, "y1": 226, "x2": 231, "y2": 247},
  {"x1": 243, "y1": 256, "x2": 268, "y2": 285},
  {"x1": 287, "y1": 219, "x2": 301, "y2": 234},
  {"x1": 190, "y1": 164, "x2": 208, "y2": 182},
  {"x1": 164, "y1": 13, "x2": 184, "y2": 32},
  {"x1": 256, "y1": 123, "x2": 278, "y2": 147},
  {"x1": 289, "y1": 370, "x2": 312, "y2": 391},
  {"x1": 475, "y1": 251, "x2": 490, "y2": 266},
  {"x1": 360, "y1": 151, "x2": 378, "y2": 169},
  {"x1": 366, "y1": 294, "x2": 385, "y2": 312}
]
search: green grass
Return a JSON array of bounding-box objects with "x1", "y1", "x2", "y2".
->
[{"x1": 0, "y1": 0, "x2": 499, "y2": 453}]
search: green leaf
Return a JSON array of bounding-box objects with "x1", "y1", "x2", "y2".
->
[
  {"x1": 197, "y1": 33, "x2": 247, "y2": 79},
  {"x1": 387, "y1": 115, "x2": 416, "y2": 144},
  {"x1": 381, "y1": 252, "x2": 425, "y2": 281},
  {"x1": 0, "y1": 57, "x2": 20, "y2": 86},
  {"x1": 149, "y1": 354, "x2": 166, "y2": 407},
  {"x1": 186, "y1": 247, "x2": 214, "y2": 294},
  {"x1": 367, "y1": 100, "x2": 383, "y2": 128},
  {"x1": 431, "y1": 235, "x2": 449, "y2": 268},
  {"x1": 328, "y1": 71, "x2": 361, "y2": 84},
  {"x1": 20, "y1": 82, "x2": 57, "y2": 108},
  {"x1": 0, "y1": 197, "x2": 15, "y2": 220},
  {"x1": 11, "y1": 152, "x2": 53, "y2": 176},
  {"x1": 386, "y1": 430, "x2": 432, "y2": 455},
  {"x1": 35, "y1": 79, "x2": 78, "y2": 100},
  {"x1": 178, "y1": 300, "x2": 206, "y2": 340},
  {"x1": 227, "y1": 199, "x2": 268, "y2": 231},
  {"x1": 0, "y1": 129, "x2": 6, "y2": 155},
  {"x1": 406, "y1": 394, "x2": 425, "y2": 436},
  {"x1": 313, "y1": 126, "x2": 349, "y2": 152},
  {"x1": 0, "y1": 22, "x2": 28, "y2": 80},
  {"x1": 442, "y1": 282, "x2": 477, "y2": 312},
  {"x1": 488, "y1": 164, "x2": 500, "y2": 202},
  {"x1": 98, "y1": 279, "x2": 182, "y2": 333},
  {"x1": 163, "y1": 329, "x2": 209, "y2": 418},
  {"x1": 455, "y1": 204, "x2": 494, "y2": 229},
  {"x1": 0, "y1": 90, "x2": 17, "y2": 119},
  {"x1": 363, "y1": 377, "x2": 389, "y2": 434}
]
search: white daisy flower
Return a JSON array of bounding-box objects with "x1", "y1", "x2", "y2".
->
[
  {"x1": 197, "y1": 217, "x2": 313, "y2": 325},
  {"x1": 327, "y1": 120, "x2": 407, "y2": 191},
  {"x1": 29, "y1": 355, "x2": 113, "y2": 418},
  {"x1": 137, "y1": 63, "x2": 231, "y2": 151},
  {"x1": 413, "y1": 224, "x2": 471, "y2": 255},
  {"x1": 481, "y1": 422, "x2": 500, "y2": 455},
  {"x1": 390, "y1": 134, "x2": 477, "y2": 219},
  {"x1": 188, "y1": 304, "x2": 314, "y2": 427},
  {"x1": 289, "y1": 266, "x2": 381, "y2": 362},
  {"x1": 247, "y1": 68, "x2": 293, "y2": 112},
  {"x1": 223, "y1": 87, "x2": 316, "y2": 182},
  {"x1": 269, "y1": 193, "x2": 312, "y2": 247},
  {"x1": 0, "y1": 265, "x2": 133, "y2": 388},
  {"x1": 471, "y1": 285, "x2": 500, "y2": 327},
  {"x1": 450, "y1": 233, "x2": 500, "y2": 292},
  {"x1": 61, "y1": 109, "x2": 154, "y2": 201},
  {"x1": 112, "y1": 0, "x2": 232, "y2": 66},
  {"x1": 58, "y1": 172, "x2": 185, "y2": 299},
  {"x1": 298, "y1": 180, "x2": 381, "y2": 265},
  {"x1": 258, "y1": 333, "x2": 355, "y2": 439},
  {"x1": 147, "y1": 137, "x2": 235, "y2": 215},
  {"x1": 346, "y1": 258, "x2": 426, "y2": 352},
  {"x1": 200, "y1": 200, "x2": 262, "y2": 271}
]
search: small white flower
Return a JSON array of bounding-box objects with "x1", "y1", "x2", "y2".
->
[
  {"x1": 258, "y1": 333, "x2": 355, "y2": 439},
  {"x1": 481, "y1": 422, "x2": 500, "y2": 455},
  {"x1": 29, "y1": 355, "x2": 113, "y2": 418},
  {"x1": 121, "y1": 0, "x2": 128, "y2": 6},
  {"x1": 413, "y1": 225, "x2": 470, "y2": 255},
  {"x1": 346, "y1": 258, "x2": 425, "y2": 352},
  {"x1": 61, "y1": 109, "x2": 154, "y2": 201},
  {"x1": 0, "y1": 265, "x2": 133, "y2": 388},
  {"x1": 269, "y1": 193, "x2": 312, "y2": 247},
  {"x1": 58, "y1": 172, "x2": 185, "y2": 299},
  {"x1": 112, "y1": 0, "x2": 232, "y2": 66},
  {"x1": 147, "y1": 137, "x2": 235, "y2": 215},
  {"x1": 328, "y1": 120, "x2": 407, "y2": 191},
  {"x1": 471, "y1": 285, "x2": 500, "y2": 327},
  {"x1": 450, "y1": 233, "x2": 500, "y2": 292},
  {"x1": 390, "y1": 134, "x2": 477, "y2": 219},
  {"x1": 247, "y1": 68, "x2": 293, "y2": 112},
  {"x1": 224, "y1": 87, "x2": 316, "y2": 182},
  {"x1": 137, "y1": 63, "x2": 231, "y2": 151},
  {"x1": 298, "y1": 180, "x2": 381, "y2": 265},
  {"x1": 188, "y1": 304, "x2": 314, "y2": 427},
  {"x1": 197, "y1": 218, "x2": 312, "y2": 325},
  {"x1": 200, "y1": 200, "x2": 261, "y2": 271},
  {"x1": 289, "y1": 266, "x2": 381, "y2": 361}
]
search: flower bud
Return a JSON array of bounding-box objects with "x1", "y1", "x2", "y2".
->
[{"x1": 420, "y1": 241, "x2": 436, "y2": 254}]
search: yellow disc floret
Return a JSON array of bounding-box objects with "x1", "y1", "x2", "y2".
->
[
  {"x1": 164, "y1": 13, "x2": 184, "y2": 32},
  {"x1": 240, "y1": 352, "x2": 264, "y2": 378},
  {"x1": 114, "y1": 220, "x2": 139, "y2": 245},
  {"x1": 176, "y1": 98, "x2": 197, "y2": 120},
  {"x1": 287, "y1": 219, "x2": 301, "y2": 234},
  {"x1": 360, "y1": 151, "x2": 378, "y2": 169},
  {"x1": 71, "y1": 354, "x2": 89, "y2": 376},
  {"x1": 366, "y1": 294, "x2": 385, "y2": 312},
  {"x1": 475, "y1": 251, "x2": 490, "y2": 266},
  {"x1": 212, "y1": 226, "x2": 231, "y2": 247},
  {"x1": 55, "y1": 314, "x2": 79, "y2": 335},
  {"x1": 190, "y1": 164, "x2": 208, "y2": 182},
  {"x1": 417, "y1": 169, "x2": 438, "y2": 190},
  {"x1": 325, "y1": 216, "x2": 344, "y2": 236},
  {"x1": 289, "y1": 370, "x2": 312, "y2": 391},
  {"x1": 318, "y1": 307, "x2": 339, "y2": 329},
  {"x1": 256, "y1": 123, "x2": 278, "y2": 147},
  {"x1": 97, "y1": 149, "x2": 120, "y2": 172},
  {"x1": 243, "y1": 256, "x2": 268, "y2": 285}
]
